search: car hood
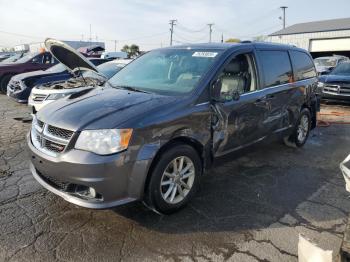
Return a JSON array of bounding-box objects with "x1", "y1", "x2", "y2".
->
[
  {"x1": 36, "y1": 88, "x2": 178, "y2": 131},
  {"x1": 0, "y1": 63, "x2": 26, "y2": 72},
  {"x1": 319, "y1": 74, "x2": 350, "y2": 83},
  {"x1": 45, "y1": 38, "x2": 98, "y2": 73},
  {"x1": 11, "y1": 70, "x2": 48, "y2": 81}
]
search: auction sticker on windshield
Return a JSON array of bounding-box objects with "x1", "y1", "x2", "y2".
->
[{"x1": 192, "y1": 52, "x2": 218, "y2": 58}]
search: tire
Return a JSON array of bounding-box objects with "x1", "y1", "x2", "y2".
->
[
  {"x1": 284, "y1": 108, "x2": 311, "y2": 148},
  {"x1": 0, "y1": 74, "x2": 13, "y2": 94},
  {"x1": 144, "y1": 143, "x2": 202, "y2": 214}
]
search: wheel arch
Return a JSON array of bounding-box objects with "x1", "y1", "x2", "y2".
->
[
  {"x1": 143, "y1": 136, "x2": 206, "y2": 197},
  {"x1": 301, "y1": 102, "x2": 316, "y2": 129},
  {"x1": 0, "y1": 73, "x2": 14, "y2": 93}
]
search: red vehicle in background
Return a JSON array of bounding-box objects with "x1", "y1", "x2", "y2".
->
[
  {"x1": 77, "y1": 45, "x2": 105, "y2": 58},
  {"x1": 0, "y1": 51, "x2": 57, "y2": 93}
]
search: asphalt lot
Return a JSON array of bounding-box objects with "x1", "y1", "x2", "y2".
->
[{"x1": 1, "y1": 95, "x2": 350, "y2": 262}]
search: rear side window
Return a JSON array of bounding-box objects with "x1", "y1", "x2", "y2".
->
[
  {"x1": 290, "y1": 51, "x2": 316, "y2": 81},
  {"x1": 258, "y1": 50, "x2": 293, "y2": 88}
]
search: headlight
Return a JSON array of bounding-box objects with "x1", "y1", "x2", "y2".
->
[
  {"x1": 317, "y1": 82, "x2": 324, "y2": 88},
  {"x1": 46, "y1": 93, "x2": 72, "y2": 100},
  {"x1": 75, "y1": 129, "x2": 133, "y2": 155}
]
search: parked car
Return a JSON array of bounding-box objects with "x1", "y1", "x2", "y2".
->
[
  {"x1": 317, "y1": 62, "x2": 350, "y2": 102},
  {"x1": 0, "y1": 52, "x2": 26, "y2": 64},
  {"x1": 7, "y1": 58, "x2": 110, "y2": 103},
  {"x1": 314, "y1": 55, "x2": 349, "y2": 75},
  {"x1": 0, "y1": 52, "x2": 57, "y2": 93},
  {"x1": 341, "y1": 154, "x2": 350, "y2": 193},
  {"x1": 0, "y1": 54, "x2": 12, "y2": 62},
  {"x1": 28, "y1": 58, "x2": 129, "y2": 112},
  {"x1": 101, "y1": 51, "x2": 128, "y2": 60},
  {"x1": 78, "y1": 45, "x2": 105, "y2": 58},
  {"x1": 28, "y1": 39, "x2": 319, "y2": 214}
]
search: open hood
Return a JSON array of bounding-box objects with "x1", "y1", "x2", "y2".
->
[{"x1": 45, "y1": 38, "x2": 98, "y2": 73}]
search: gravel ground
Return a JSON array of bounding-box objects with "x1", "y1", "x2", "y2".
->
[{"x1": 0, "y1": 95, "x2": 350, "y2": 262}]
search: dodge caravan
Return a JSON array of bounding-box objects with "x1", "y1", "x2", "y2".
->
[{"x1": 28, "y1": 39, "x2": 319, "y2": 214}]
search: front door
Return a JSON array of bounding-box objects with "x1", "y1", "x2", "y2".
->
[{"x1": 212, "y1": 50, "x2": 270, "y2": 157}]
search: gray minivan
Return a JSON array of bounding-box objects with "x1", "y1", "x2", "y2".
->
[{"x1": 28, "y1": 39, "x2": 319, "y2": 214}]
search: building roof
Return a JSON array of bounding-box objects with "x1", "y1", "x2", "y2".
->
[{"x1": 270, "y1": 17, "x2": 350, "y2": 36}]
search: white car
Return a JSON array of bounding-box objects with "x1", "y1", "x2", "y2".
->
[{"x1": 29, "y1": 59, "x2": 130, "y2": 112}]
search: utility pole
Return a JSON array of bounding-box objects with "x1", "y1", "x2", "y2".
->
[
  {"x1": 208, "y1": 23, "x2": 214, "y2": 43},
  {"x1": 280, "y1": 6, "x2": 288, "y2": 29},
  {"x1": 114, "y1": 40, "x2": 117, "y2": 52},
  {"x1": 221, "y1": 33, "x2": 224, "y2": 43},
  {"x1": 169, "y1": 19, "x2": 177, "y2": 46}
]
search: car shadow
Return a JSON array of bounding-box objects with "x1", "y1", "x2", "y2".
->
[{"x1": 111, "y1": 134, "x2": 342, "y2": 234}]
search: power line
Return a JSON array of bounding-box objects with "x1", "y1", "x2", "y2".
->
[
  {"x1": 173, "y1": 32, "x2": 208, "y2": 43},
  {"x1": 176, "y1": 23, "x2": 207, "y2": 33}
]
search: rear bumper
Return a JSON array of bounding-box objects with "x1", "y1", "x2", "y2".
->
[{"x1": 27, "y1": 133, "x2": 151, "y2": 209}]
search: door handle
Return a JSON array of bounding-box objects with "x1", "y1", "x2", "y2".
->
[
  {"x1": 254, "y1": 97, "x2": 266, "y2": 104},
  {"x1": 265, "y1": 94, "x2": 275, "y2": 100}
]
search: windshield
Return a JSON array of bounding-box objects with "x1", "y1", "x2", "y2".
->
[
  {"x1": 314, "y1": 57, "x2": 338, "y2": 67},
  {"x1": 14, "y1": 53, "x2": 37, "y2": 64},
  {"x1": 45, "y1": 63, "x2": 66, "y2": 73},
  {"x1": 330, "y1": 63, "x2": 350, "y2": 76},
  {"x1": 108, "y1": 48, "x2": 222, "y2": 95}
]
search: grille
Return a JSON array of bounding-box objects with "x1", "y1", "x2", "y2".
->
[
  {"x1": 47, "y1": 125, "x2": 74, "y2": 140},
  {"x1": 31, "y1": 119, "x2": 74, "y2": 156},
  {"x1": 323, "y1": 84, "x2": 350, "y2": 96},
  {"x1": 44, "y1": 140, "x2": 65, "y2": 153},
  {"x1": 38, "y1": 172, "x2": 72, "y2": 191},
  {"x1": 32, "y1": 94, "x2": 47, "y2": 102}
]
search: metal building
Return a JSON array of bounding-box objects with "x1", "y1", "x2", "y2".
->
[{"x1": 267, "y1": 18, "x2": 350, "y2": 58}]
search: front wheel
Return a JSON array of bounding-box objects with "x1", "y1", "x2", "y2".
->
[
  {"x1": 144, "y1": 144, "x2": 202, "y2": 214},
  {"x1": 284, "y1": 108, "x2": 311, "y2": 148}
]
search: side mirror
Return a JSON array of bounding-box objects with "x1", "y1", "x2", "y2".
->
[{"x1": 231, "y1": 90, "x2": 240, "y2": 101}]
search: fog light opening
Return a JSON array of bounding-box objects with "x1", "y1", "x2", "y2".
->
[{"x1": 74, "y1": 185, "x2": 102, "y2": 200}]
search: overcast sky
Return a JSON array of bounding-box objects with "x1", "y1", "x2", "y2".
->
[{"x1": 0, "y1": 0, "x2": 349, "y2": 51}]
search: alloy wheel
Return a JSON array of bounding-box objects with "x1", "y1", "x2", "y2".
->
[
  {"x1": 297, "y1": 114, "x2": 309, "y2": 143},
  {"x1": 160, "y1": 156, "x2": 195, "y2": 204}
]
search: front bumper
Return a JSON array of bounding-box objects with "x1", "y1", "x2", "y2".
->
[
  {"x1": 321, "y1": 92, "x2": 350, "y2": 102},
  {"x1": 27, "y1": 133, "x2": 150, "y2": 209},
  {"x1": 341, "y1": 154, "x2": 350, "y2": 193},
  {"x1": 7, "y1": 89, "x2": 28, "y2": 103}
]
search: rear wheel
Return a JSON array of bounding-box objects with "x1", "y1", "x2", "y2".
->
[
  {"x1": 284, "y1": 108, "x2": 311, "y2": 148},
  {"x1": 0, "y1": 74, "x2": 13, "y2": 94},
  {"x1": 144, "y1": 144, "x2": 202, "y2": 214}
]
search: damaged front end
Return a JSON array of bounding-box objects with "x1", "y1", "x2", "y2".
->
[
  {"x1": 39, "y1": 76, "x2": 104, "y2": 90},
  {"x1": 341, "y1": 154, "x2": 350, "y2": 192}
]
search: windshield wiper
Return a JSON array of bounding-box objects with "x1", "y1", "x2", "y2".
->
[{"x1": 114, "y1": 85, "x2": 151, "y2": 94}]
